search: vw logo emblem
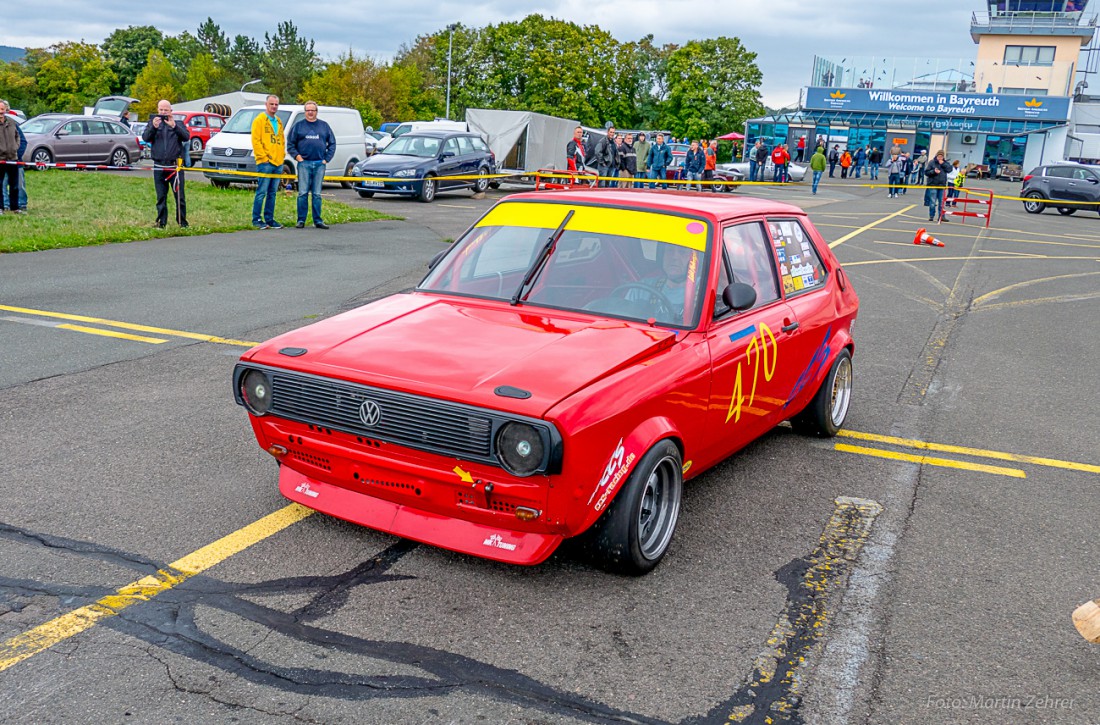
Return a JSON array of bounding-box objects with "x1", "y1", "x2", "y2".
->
[
  {"x1": 358, "y1": 400, "x2": 382, "y2": 427},
  {"x1": 223, "y1": 147, "x2": 233, "y2": 156}
]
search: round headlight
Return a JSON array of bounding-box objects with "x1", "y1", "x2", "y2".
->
[
  {"x1": 496, "y1": 422, "x2": 545, "y2": 477},
  {"x1": 241, "y1": 369, "x2": 272, "y2": 415}
]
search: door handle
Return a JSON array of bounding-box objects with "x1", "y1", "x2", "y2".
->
[{"x1": 782, "y1": 322, "x2": 799, "y2": 332}]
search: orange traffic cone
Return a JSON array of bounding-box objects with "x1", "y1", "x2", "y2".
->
[{"x1": 913, "y1": 228, "x2": 945, "y2": 247}]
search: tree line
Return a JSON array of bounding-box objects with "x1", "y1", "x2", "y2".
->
[{"x1": 0, "y1": 15, "x2": 766, "y2": 139}]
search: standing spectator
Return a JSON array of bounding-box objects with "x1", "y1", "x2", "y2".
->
[
  {"x1": 854, "y1": 145, "x2": 867, "y2": 178},
  {"x1": 828, "y1": 144, "x2": 840, "y2": 177},
  {"x1": 120, "y1": 110, "x2": 132, "y2": 128},
  {"x1": 251, "y1": 94, "x2": 285, "y2": 229},
  {"x1": 646, "y1": 133, "x2": 672, "y2": 189},
  {"x1": 914, "y1": 150, "x2": 928, "y2": 186},
  {"x1": 619, "y1": 133, "x2": 637, "y2": 188},
  {"x1": 839, "y1": 148, "x2": 852, "y2": 178},
  {"x1": 684, "y1": 140, "x2": 705, "y2": 191},
  {"x1": 0, "y1": 100, "x2": 26, "y2": 213},
  {"x1": 593, "y1": 125, "x2": 619, "y2": 188},
  {"x1": 771, "y1": 143, "x2": 789, "y2": 182},
  {"x1": 899, "y1": 152, "x2": 912, "y2": 194},
  {"x1": 809, "y1": 145, "x2": 827, "y2": 195},
  {"x1": 945, "y1": 159, "x2": 963, "y2": 207},
  {"x1": 885, "y1": 149, "x2": 904, "y2": 197},
  {"x1": 750, "y1": 140, "x2": 767, "y2": 183},
  {"x1": 142, "y1": 99, "x2": 190, "y2": 228},
  {"x1": 868, "y1": 146, "x2": 882, "y2": 180},
  {"x1": 0, "y1": 101, "x2": 21, "y2": 215},
  {"x1": 634, "y1": 132, "x2": 650, "y2": 186},
  {"x1": 924, "y1": 150, "x2": 952, "y2": 222},
  {"x1": 287, "y1": 101, "x2": 335, "y2": 229},
  {"x1": 703, "y1": 139, "x2": 717, "y2": 192},
  {"x1": 795, "y1": 135, "x2": 806, "y2": 162},
  {"x1": 566, "y1": 126, "x2": 588, "y2": 172}
]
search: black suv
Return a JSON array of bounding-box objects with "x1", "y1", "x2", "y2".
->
[
  {"x1": 1021, "y1": 162, "x2": 1100, "y2": 216},
  {"x1": 350, "y1": 131, "x2": 496, "y2": 203}
]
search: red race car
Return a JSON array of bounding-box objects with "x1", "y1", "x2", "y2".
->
[{"x1": 234, "y1": 190, "x2": 858, "y2": 574}]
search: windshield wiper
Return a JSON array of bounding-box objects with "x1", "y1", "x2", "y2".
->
[{"x1": 510, "y1": 209, "x2": 574, "y2": 305}]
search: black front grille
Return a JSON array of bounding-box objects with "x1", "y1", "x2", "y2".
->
[{"x1": 270, "y1": 372, "x2": 493, "y2": 459}]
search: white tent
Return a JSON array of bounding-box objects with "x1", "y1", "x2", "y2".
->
[{"x1": 466, "y1": 109, "x2": 578, "y2": 172}]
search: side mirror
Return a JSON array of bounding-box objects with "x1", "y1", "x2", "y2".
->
[
  {"x1": 722, "y1": 282, "x2": 757, "y2": 311},
  {"x1": 440, "y1": 151, "x2": 456, "y2": 160},
  {"x1": 427, "y1": 249, "x2": 448, "y2": 269},
  {"x1": 56, "y1": 129, "x2": 70, "y2": 137}
]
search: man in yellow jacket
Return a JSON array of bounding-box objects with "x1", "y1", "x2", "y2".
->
[{"x1": 251, "y1": 95, "x2": 285, "y2": 229}]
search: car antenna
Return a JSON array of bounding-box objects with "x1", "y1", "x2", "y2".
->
[{"x1": 510, "y1": 209, "x2": 575, "y2": 306}]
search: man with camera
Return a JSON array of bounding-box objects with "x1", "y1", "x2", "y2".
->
[{"x1": 142, "y1": 100, "x2": 190, "y2": 228}]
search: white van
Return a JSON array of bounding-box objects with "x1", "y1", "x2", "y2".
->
[
  {"x1": 201, "y1": 104, "x2": 366, "y2": 188},
  {"x1": 391, "y1": 120, "x2": 468, "y2": 139}
]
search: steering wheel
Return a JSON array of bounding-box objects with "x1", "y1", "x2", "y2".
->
[{"x1": 608, "y1": 282, "x2": 676, "y2": 321}]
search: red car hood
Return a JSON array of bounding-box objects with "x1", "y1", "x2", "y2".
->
[{"x1": 247, "y1": 293, "x2": 679, "y2": 416}]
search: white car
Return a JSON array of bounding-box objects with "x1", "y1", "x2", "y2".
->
[
  {"x1": 721, "y1": 159, "x2": 807, "y2": 183},
  {"x1": 365, "y1": 131, "x2": 393, "y2": 155}
]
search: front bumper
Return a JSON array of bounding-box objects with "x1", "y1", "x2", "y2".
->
[
  {"x1": 353, "y1": 177, "x2": 423, "y2": 196},
  {"x1": 202, "y1": 155, "x2": 258, "y2": 182}
]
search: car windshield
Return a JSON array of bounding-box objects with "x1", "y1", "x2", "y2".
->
[
  {"x1": 221, "y1": 109, "x2": 291, "y2": 133},
  {"x1": 382, "y1": 135, "x2": 441, "y2": 157},
  {"x1": 19, "y1": 118, "x2": 58, "y2": 134},
  {"x1": 419, "y1": 201, "x2": 712, "y2": 328}
]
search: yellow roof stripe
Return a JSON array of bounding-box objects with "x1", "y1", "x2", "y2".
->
[{"x1": 476, "y1": 202, "x2": 710, "y2": 252}]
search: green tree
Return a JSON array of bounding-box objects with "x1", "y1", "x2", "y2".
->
[
  {"x1": 301, "y1": 53, "x2": 384, "y2": 128},
  {"x1": 261, "y1": 21, "x2": 317, "y2": 101},
  {"x1": 662, "y1": 37, "x2": 764, "y2": 141},
  {"x1": 181, "y1": 52, "x2": 233, "y2": 100},
  {"x1": 224, "y1": 35, "x2": 263, "y2": 87},
  {"x1": 129, "y1": 49, "x2": 181, "y2": 117},
  {"x1": 35, "y1": 42, "x2": 117, "y2": 113},
  {"x1": 102, "y1": 26, "x2": 163, "y2": 93},
  {"x1": 162, "y1": 32, "x2": 204, "y2": 77},
  {"x1": 0, "y1": 59, "x2": 38, "y2": 112},
  {"x1": 197, "y1": 18, "x2": 230, "y2": 62}
]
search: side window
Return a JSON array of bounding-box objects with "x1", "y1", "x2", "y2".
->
[
  {"x1": 766, "y1": 219, "x2": 827, "y2": 296},
  {"x1": 63, "y1": 121, "x2": 86, "y2": 135},
  {"x1": 472, "y1": 137, "x2": 489, "y2": 153},
  {"x1": 86, "y1": 121, "x2": 111, "y2": 135},
  {"x1": 713, "y1": 256, "x2": 732, "y2": 318},
  {"x1": 1046, "y1": 167, "x2": 1073, "y2": 178},
  {"x1": 443, "y1": 138, "x2": 460, "y2": 156},
  {"x1": 456, "y1": 136, "x2": 474, "y2": 155},
  {"x1": 190, "y1": 116, "x2": 206, "y2": 128},
  {"x1": 1072, "y1": 168, "x2": 1095, "y2": 181},
  {"x1": 722, "y1": 222, "x2": 780, "y2": 309},
  {"x1": 209, "y1": 116, "x2": 223, "y2": 129}
]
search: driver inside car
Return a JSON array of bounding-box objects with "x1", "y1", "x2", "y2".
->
[{"x1": 626, "y1": 243, "x2": 695, "y2": 323}]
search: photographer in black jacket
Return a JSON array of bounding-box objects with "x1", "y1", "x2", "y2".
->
[{"x1": 142, "y1": 100, "x2": 190, "y2": 228}]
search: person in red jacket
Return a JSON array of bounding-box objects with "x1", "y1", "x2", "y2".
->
[
  {"x1": 796, "y1": 135, "x2": 806, "y2": 162},
  {"x1": 771, "y1": 143, "x2": 790, "y2": 183},
  {"x1": 702, "y1": 139, "x2": 717, "y2": 192}
]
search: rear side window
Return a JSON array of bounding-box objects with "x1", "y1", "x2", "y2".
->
[
  {"x1": 766, "y1": 219, "x2": 827, "y2": 296},
  {"x1": 472, "y1": 137, "x2": 489, "y2": 153},
  {"x1": 209, "y1": 116, "x2": 223, "y2": 129}
]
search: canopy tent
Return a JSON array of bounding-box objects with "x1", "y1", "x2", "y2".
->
[
  {"x1": 466, "y1": 109, "x2": 579, "y2": 172},
  {"x1": 718, "y1": 131, "x2": 745, "y2": 140}
]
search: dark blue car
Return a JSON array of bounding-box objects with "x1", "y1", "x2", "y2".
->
[{"x1": 351, "y1": 131, "x2": 496, "y2": 203}]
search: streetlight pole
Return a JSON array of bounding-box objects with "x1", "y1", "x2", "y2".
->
[
  {"x1": 240, "y1": 79, "x2": 262, "y2": 93},
  {"x1": 446, "y1": 24, "x2": 458, "y2": 120}
]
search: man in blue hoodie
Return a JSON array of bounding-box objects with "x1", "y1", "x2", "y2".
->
[{"x1": 287, "y1": 101, "x2": 336, "y2": 229}]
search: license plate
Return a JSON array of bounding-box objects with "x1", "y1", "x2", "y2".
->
[{"x1": 361, "y1": 180, "x2": 384, "y2": 188}]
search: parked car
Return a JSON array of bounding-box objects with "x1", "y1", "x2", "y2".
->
[
  {"x1": 1021, "y1": 162, "x2": 1100, "y2": 216},
  {"x1": 664, "y1": 152, "x2": 744, "y2": 191},
  {"x1": 351, "y1": 130, "x2": 496, "y2": 202},
  {"x1": 391, "y1": 120, "x2": 467, "y2": 138},
  {"x1": 233, "y1": 190, "x2": 859, "y2": 574},
  {"x1": 364, "y1": 130, "x2": 393, "y2": 155},
  {"x1": 130, "y1": 121, "x2": 151, "y2": 160},
  {"x1": 721, "y1": 159, "x2": 807, "y2": 183},
  {"x1": 202, "y1": 104, "x2": 366, "y2": 190},
  {"x1": 168, "y1": 111, "x2": 226, "y2": 156},
  {"x1": 19, "y1": 113, "x2": 140, "y2": 167}
]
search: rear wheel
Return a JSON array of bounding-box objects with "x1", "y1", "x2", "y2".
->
[
  {"x1": 1056, "y1": 207, "x2": 1076, "y2": 216},
  {"x1": 418, "y1": 174, "x2": 436, "y2": 203},
  {"x1": 111, "y1": 148, "x2": 130, "y2": 167},
  {"x1": 791, "y1": 349, "x2": 853, "y2": 438},
  {"x1": 1022, "y1": 191, "x2": 1046, "y2": 214},
  {"x1": 582, "y1": 439, "x2": 683, "y2": 576}
]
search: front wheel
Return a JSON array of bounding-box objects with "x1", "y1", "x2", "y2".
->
[
  {"x1": 791, "y1": 349, "x2": 853, "y2": 437},
  {"x1": 341, "y1": 160, "x2": 356, "y2": 189},
  {"x1": 1022, "y1": 191, "x2": 1046, "y2": 214},
  {"x1": 582, "y1": 439, "x2": 683, "y2": 575},
  {"x1": 418, "y1": 174, "x2": 436, "y2": 202},
  {"x1": 473, "y1": 167, "x2": 490, "y2": 193},
  {"x1": 189, "y1": 137, "x2": 203, "y2": 153},
  {"x1": 31, "y1": 148, "x2": 53, "y2": 165},
  {"x1": 278, "y1": 162, "x2": 295, "y2": 191},
  {"x1": 357, "y1": 190, "x2": 374, "y2": 198},
  {"x1": 211, "y1": 179, "x2": 230, "y2": 189},
  {"x1": 1057, "y1": 207, "x2": 1076, "y2": 216}
]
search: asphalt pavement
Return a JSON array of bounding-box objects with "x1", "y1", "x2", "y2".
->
[{"x1": 1, "y1": 174, "x2": 1098, "y2": 724}]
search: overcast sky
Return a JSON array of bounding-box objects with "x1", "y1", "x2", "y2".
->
[{"x1": 0, "y1": 1, "x2": 981, "y2": 109}]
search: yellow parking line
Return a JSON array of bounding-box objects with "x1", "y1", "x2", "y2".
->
[
  {"x1": 0, "y1": 503, "x2": 314, "y2": 673},
  {"x1": 835, "y1": 443, "x2": 1026, "y2": 478},
  {"x1": 838, "y1": 430, "x2": 1100, "y2": 474},
  {"x1": 843, "y1": 254, "x2": 1100, "y2": 266},
  {"x1": 0, "y1": 304, "x2": 260, "y2": 347},
  {"x1": 828, "y1": 206, "x2": 915, "y2": 248},
  {"x1": 56, "y1": 324, "x2": 167, "y2": 344}
]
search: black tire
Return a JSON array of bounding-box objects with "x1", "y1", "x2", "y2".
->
[
  {"x1": 31, "y1": 148, "x2": 52, "y2": 165},
  {"x1": 111, "y1": 148, "x2": 130, "y2": 167},
  {"x1": 473, "y1": 167, "x2": 490, "y2": 193},
  {"x1": 357, "y1": 190, "x2": 374, "y2": 198},
  {"x1": 489, "y1": 180, "x2": 501, "y2": 189},
  {"x1": 278, "y1": 162, "x2": 295, "y2": 191},
  {"x1": 582, "y1": 439, "x2": 683, "y2": 575},
  {"x1": 341, "y1": 160, "x2": 357, "y2": 189},
  {"x1": 189, "y1": 137, "x2": 203, "y2": 153},
  {"x1": 1022, "y1": 191, "x2": 1046, "y2": 214},
  {"x1": 211, "y1": 179, "x2": 230, "y2": 189},
  {"x1": 1056, "y1": 207, "x2": 1076, "y2": 216},
  {"x1": 418, "y1": 174, "x2": 437, "y2": 203},
  {"x1": 790, "y1": 349, "x2": 853, "y2": 438}
]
